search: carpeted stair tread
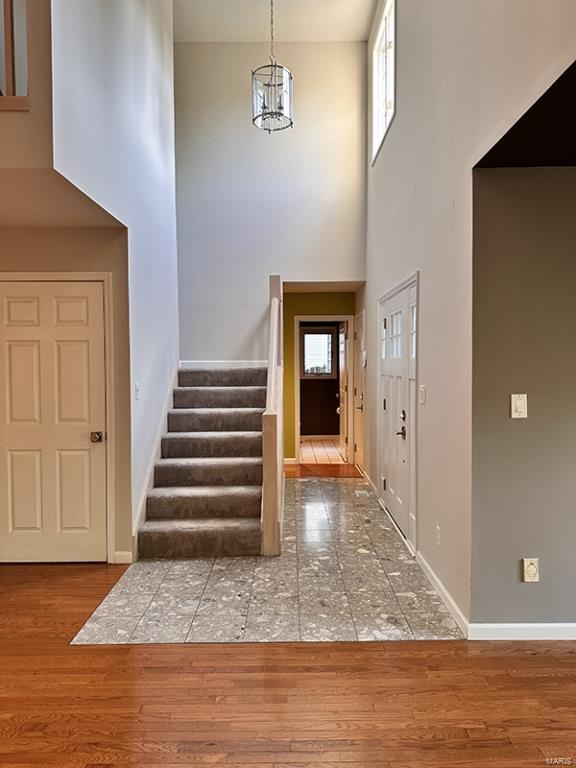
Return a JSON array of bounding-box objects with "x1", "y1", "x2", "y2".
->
[
  {"x1": 138, "y1": 518, "x2": 261, "y2": 559},
  {"x1": 161, "y1": 431, "x2": 262, "y2": 458},
  {"x1": 174, "y1": 386, "x2": 266, "y2": 408},
  {"x1": 168, "y1": 408, "x2": 264, "y2": 432},
  {"x1": 147, "y1": 485, "x2": 262, "y2": 520},
  {"x1": 179, "y1": 367, "x2": 267, "y2": 388},
  {"x1": 154, "y1": 457, "x2": 263, "y2": 487}
]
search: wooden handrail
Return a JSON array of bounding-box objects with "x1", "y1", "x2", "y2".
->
[
  {"x1": 0, "y1": 0, "x2": 28, "y2": 109},
  {"x1": 3, "y1": 0, "x2": 16, "y2": 97},
  {"x1": 265, "y1": 296, "x2": 280, "y2": 412},
  {"x1": 261, "y1": 274, "x2": 284, "y2": 556}
]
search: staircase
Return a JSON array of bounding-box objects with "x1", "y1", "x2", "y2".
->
[{"x1": 138, "y1": 367, "x2": 267, "y2": 559}]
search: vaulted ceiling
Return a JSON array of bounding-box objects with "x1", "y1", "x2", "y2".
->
[{"x1": 173, "y1": 0, "x2": 378, "y2": 43}]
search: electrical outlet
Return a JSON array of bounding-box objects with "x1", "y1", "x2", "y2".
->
[
  {"x1": 435, "y1": 525, "x2": 441, "y2": 547},
  {"x1": 522, "y1": 557, "x2": 540, "y2": 583}
]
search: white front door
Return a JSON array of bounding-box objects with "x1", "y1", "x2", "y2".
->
[
  {"x1": 338, "y1": 322, "x2": 348, "y2": 462},
  {"x1": 379, "y1": 283, "x2": 417, "y2": 543},
  {"x1": 0, "y1": 281, "x2": 107, "y2": 562}
]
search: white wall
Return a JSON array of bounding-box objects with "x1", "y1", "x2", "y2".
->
[
  {"x1": 51, "y1": 0, "x2": 180, "y2": 527},
  {"x1": 365, "y1": 0, "x2": 576, "y2": 620},
  {"x1": 175, "y1": 42, "x2": 366, "y2": 361}
]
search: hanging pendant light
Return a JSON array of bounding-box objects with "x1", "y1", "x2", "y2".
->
[{"x1": 252, "y1": 0, "x2": 293, "y2": 133}]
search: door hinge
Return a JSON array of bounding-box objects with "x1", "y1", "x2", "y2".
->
[
  {"x1": 383, "y1": 318, "x2": 387, "y2": 330},
  {"x1": 345, "y1": 437, "x2": 348, "y2": 445},
  {"x1": 383, "y1": 398, "x2": 387, "y2": 410},
  {"x1": 354, "y1": 331, "x2": 357, "y2": 340},
  {"x1": 354, "y1": 386, "x2": 357, "y2": 396},
  {"x1": 354, "y1": 443, "x2": 357, "y2": 451},
  {"x1": 382, "y1": 478, "x2": 387, "y2": 490}
]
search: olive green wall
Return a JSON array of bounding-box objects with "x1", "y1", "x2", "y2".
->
[{"x1": 283, "y1": 293, "x2": 356, "y2": 458}]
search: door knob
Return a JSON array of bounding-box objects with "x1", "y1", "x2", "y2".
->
[
  {"x1": 396, "y1": 426, "x2": 406, "y2": 439},
  {"x1": 90, "y1": 431, "x2": 104, "y2": 443},
  {"x1": 355, "y1": 404, "x2": 364, "y2": 412}
]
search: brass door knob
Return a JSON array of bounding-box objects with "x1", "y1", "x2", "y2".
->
[{"x1": 90, "y1": 431, "x2": 104, "y2": 443}]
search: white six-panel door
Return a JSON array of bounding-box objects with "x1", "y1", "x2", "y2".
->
[
  {"x1": 0, "y1": 282, "x2": 107, "y2": 562},
  {"x1": 379, "y1": 282, "x2": 417, "y2": 547}
]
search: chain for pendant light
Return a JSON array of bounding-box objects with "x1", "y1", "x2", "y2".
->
[
  {"x1": 252, "y1": 0, "x2": 293, "y2": 132},
  {"x1": 270, "y1": 0, "x2": 276, "y2": 62}
]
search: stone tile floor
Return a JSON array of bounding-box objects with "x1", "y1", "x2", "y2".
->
[{"x1": 72, "y1": 478, "x2": 463, "y2": 644}]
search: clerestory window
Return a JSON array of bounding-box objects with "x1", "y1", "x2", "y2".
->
[{"x1": 371, "y1": 0, "x2": 395, "y2": 162}]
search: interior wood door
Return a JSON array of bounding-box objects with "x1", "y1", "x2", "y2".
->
[
  {"x1": 338, "y1": 322, "x2": 348, "y2": 462},
  {"x1": 353, "y1": 312, "x2": 365, "y2": 469},
  {"x1": 0, "y1": 281, "x2": 107, "y2": 562},
  {"x1": 380, "y1": 287, "x2": 413, "y2": 537}
]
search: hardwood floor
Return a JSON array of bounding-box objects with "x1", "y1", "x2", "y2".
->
[
  {"x1": 1, "y1": 564, "x2": 576, "y2": 767},
  {"x1": 299, "y1": 438, "x2": 346, "y2": 464},
  {"x1": 285, "y1": 463, "x2": 363, "y2": 478}
]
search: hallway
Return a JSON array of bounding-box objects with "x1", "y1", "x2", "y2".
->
[{"x1": 73, "y1": 478, "x2": 462, "y2": 644}]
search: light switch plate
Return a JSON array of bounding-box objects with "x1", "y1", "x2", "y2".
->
[
  {"x1": 511, "y1": 393, "x2": 528, "y2": 419},
  {"x1": 419, "y1": 385, "x2": 427, "y2": 405}
]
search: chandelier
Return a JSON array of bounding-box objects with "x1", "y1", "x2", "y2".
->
[{"x1": 252, "y1": 0, "x2": 293, "y2": 133}]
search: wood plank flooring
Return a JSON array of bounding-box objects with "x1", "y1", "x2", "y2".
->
[
  {"x1": 285, "y1": 464, "x2": 363, "y2": 478},
  {"x1": 300, "y1": 439, "x2": 345, "y2": 464},
  {"x1": 1, "y1": 563, "x2": 576, "y2": 767}
]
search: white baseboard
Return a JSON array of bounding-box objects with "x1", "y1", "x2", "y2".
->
[
  {"x1": 180, "y1": 360, "x2": 267, "y2": 369},
  {"x1": 416, "y1": 552, "x2": 469, "y2": 637},
  {"x1": 363, "y1": 472, "x2": 414, "y2": 555},
  {"x1": 132, "y1": 366, "x2": 178, "y2": 548},
  {"x1": 362, "y1": 471, "x2": 468, "y2": 636},
  {"x1": 468, "y1": 622, "x2": 576, "y2": 640},
  {"x1": 113, "y1": 551, "x2": 133, "y2": 565},
  {"x1": 363, "y1": 472, "x2": 379, "y2": 495}
]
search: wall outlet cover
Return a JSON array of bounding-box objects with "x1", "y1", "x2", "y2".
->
[{"x1": 522, "y1": 557, "x2": 540, "y2": 583}]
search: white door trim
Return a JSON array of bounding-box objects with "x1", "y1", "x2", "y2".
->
[
  {"x1": 294, "y1": 315, "x2": 354, "y2": 464},
  {"x1": 353, "y1": 309, "x2": 366, "y2": 471},
  {"x1": 0, "y1": 272, "x2": 117, "y2": 563},
  {"x1": 377, "y1": 272, "x2": 419, "y2": 551}
]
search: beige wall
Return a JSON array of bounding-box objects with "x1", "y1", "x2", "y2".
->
[
  {"x1": 283, "y1": 292, "x2": 357, "y2": 458},
  {"x1": 175, "y1": 42, "x2": 367, "y2": 362},
  {"x1": 472, "y1": 168, "x2": 576, "y2": 622},
  {"x1": 365, "y1": 0, "x2": 576, "y2": 620},
  {"x1": 0, "y1": 227, "x2": 133, "y2": 554},
  {"x1": 51, "y1": 0, "x2": 180, "y2": 526}
]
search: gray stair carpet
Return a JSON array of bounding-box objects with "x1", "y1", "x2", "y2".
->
[{"x1": 139, "y1": 367, "x2": 267, "y2": 559}]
